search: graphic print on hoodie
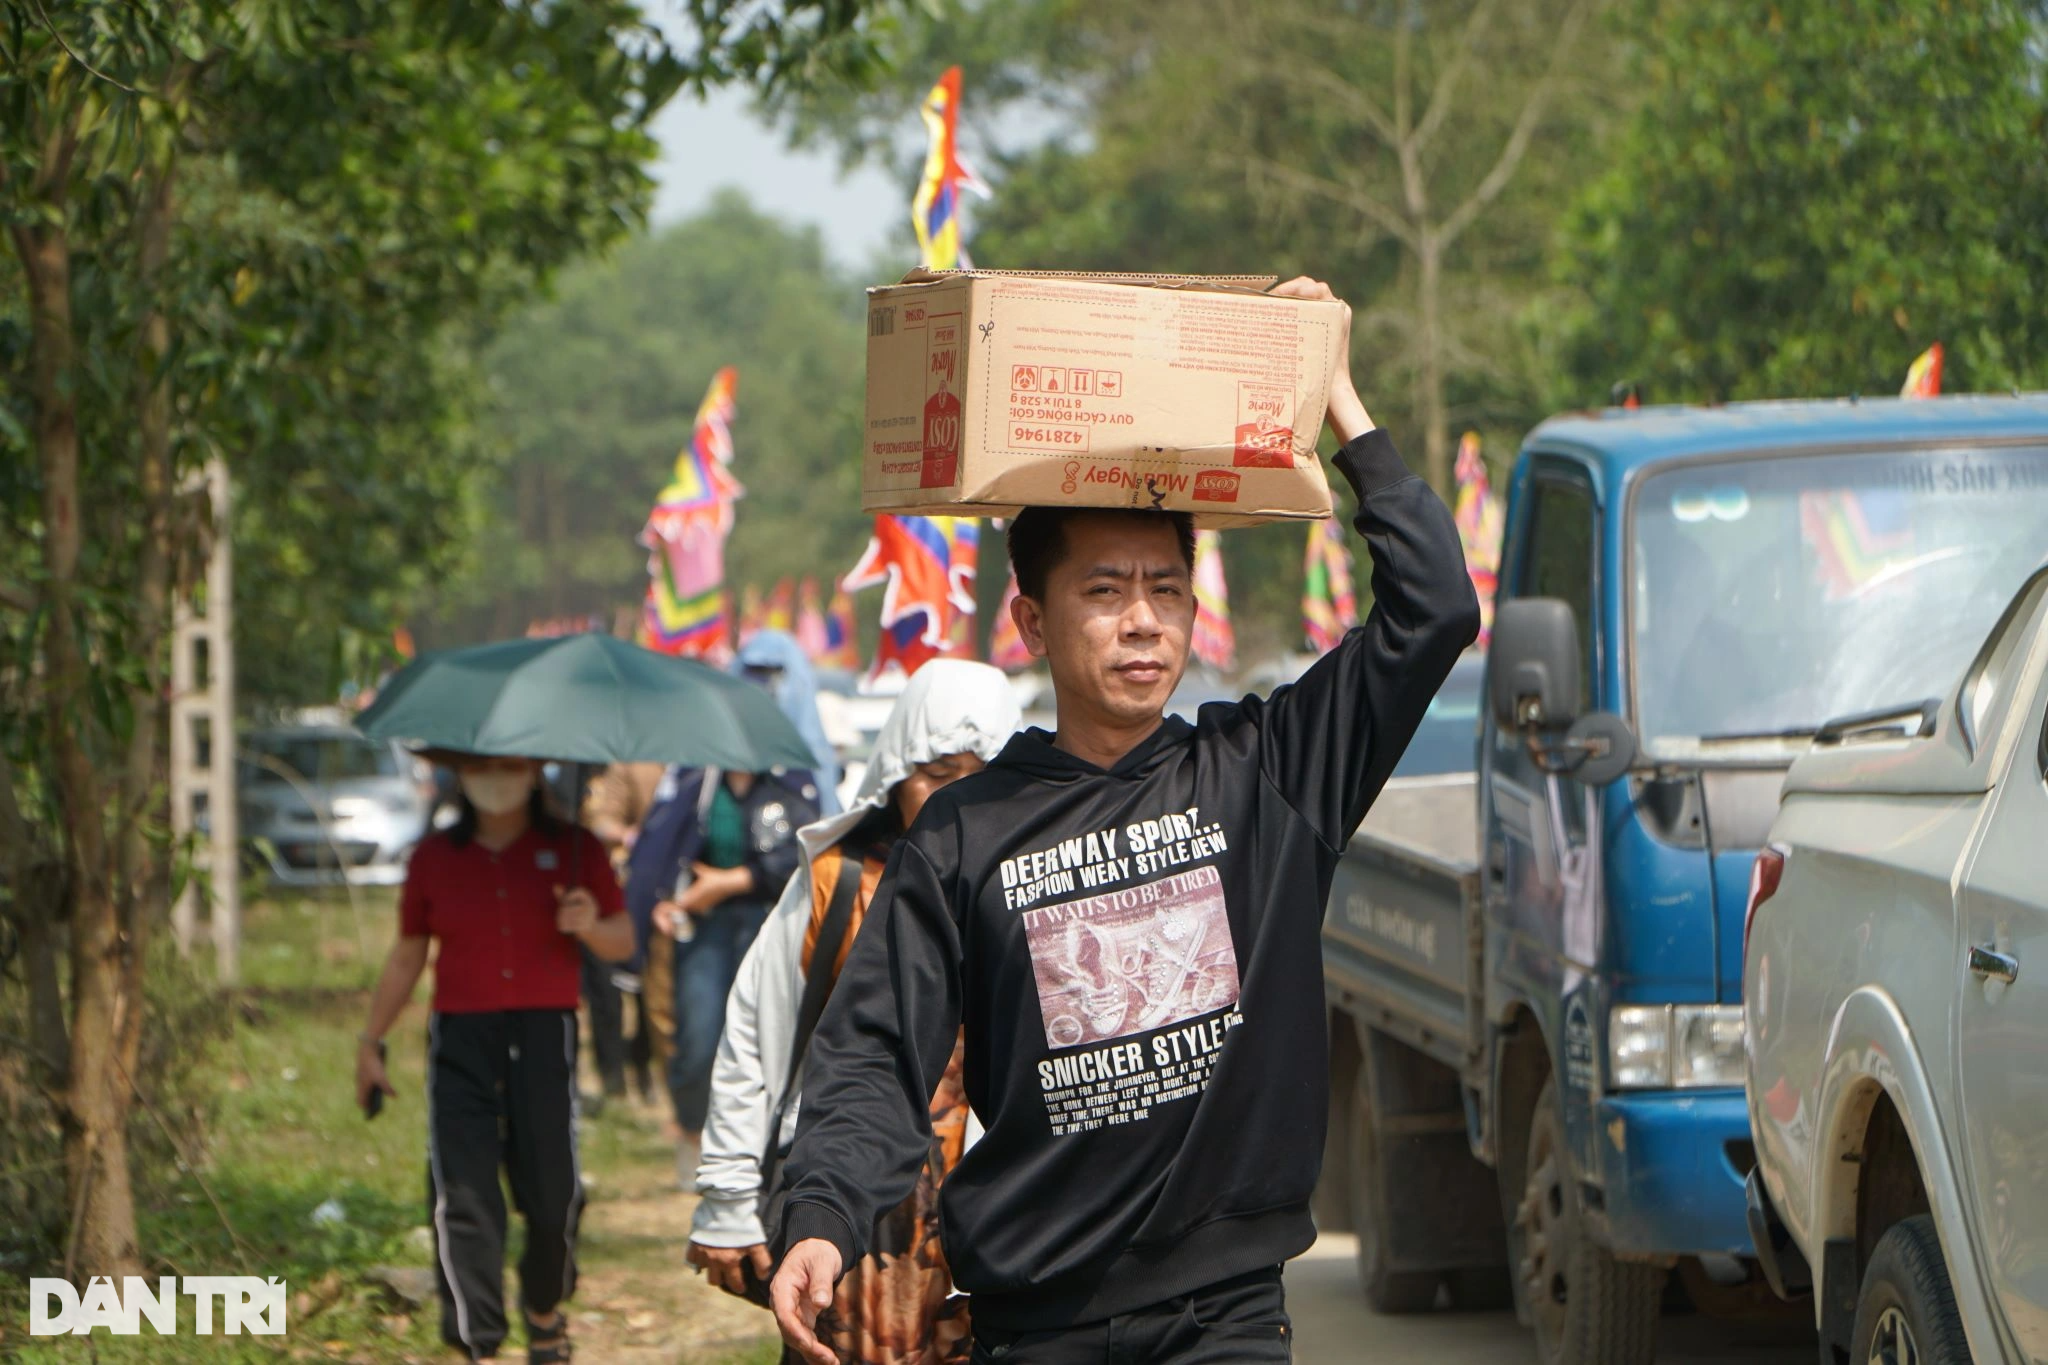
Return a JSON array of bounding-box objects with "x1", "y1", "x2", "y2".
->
[{"x1": 779, "y1": 429, "x2": 1481, "y2": 1331}]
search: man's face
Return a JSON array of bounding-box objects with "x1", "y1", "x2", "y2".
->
[{"x1": 1015, "y1": 516, "x2": 1193, "y2": 732}]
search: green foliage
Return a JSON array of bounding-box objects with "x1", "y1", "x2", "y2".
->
[
  {"x1": 421, "y1": 191, "x2": 874, "y2": 644},
  {"x1": 680, "y1": 0, "x2": 917, "y2": 92},
  {"x1": 1562, "y1": 0, "x2": 2048, "y2": 402},
  {"x1": 0, "y1": 0, "x2": 686, "y2": 714},
  {"x1": 196, "y1": 1, "x2": 682, "y2": 701}
]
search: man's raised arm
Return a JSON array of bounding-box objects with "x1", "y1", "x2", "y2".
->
[
  {"x1": 770, "y1": 837, "x2": 965, "y2": 1365},
  {"x1": 1260, "y1": 278, "x2": 1482, "y2": 851}
]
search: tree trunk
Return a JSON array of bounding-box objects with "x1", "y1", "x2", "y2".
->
[
  {"x1": 13, "y1": 219, "x2": 142, "y2": 1280},
  {"x1": 1415, "y1": 237, "x2": 1450, "y2": 497},
  {"x1": 117, "y1": 165, "x2": 179, "y2": 1082}
]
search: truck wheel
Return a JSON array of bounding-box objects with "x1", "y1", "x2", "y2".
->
[
  {"x1": 1850, "y1": 1216, "x2": 1970, "y2": 1364},
  {"x1": 1348, "y1": 1062, "x2": 1441, "y2": 1313},
  {"x1": 1510, "y1": 1078, "x2": 1661, "y2": 1365}
]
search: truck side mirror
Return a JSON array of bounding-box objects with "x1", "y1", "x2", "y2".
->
[
  {"x1": 1490, "y1": 598, "x2": 1582, "y2": 731},
  {"x1": 1564, "y1": 712, "x2": 1636, "y2": 786}
]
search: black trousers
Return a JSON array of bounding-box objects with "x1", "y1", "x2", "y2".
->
[
  {"x1": 579, "y1": 948, "x2": 628, "y2": 1097},
  {"x1": 970, "y1": 1267, "x2": 1292, "y2": 1364},
  {"x1": 427, "y1": 1009, "x2": 585, "y2": 1360}
]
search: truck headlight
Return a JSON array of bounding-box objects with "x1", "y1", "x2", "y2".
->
[{"x1": 1608, "y1": 1004, "x2": 1745, "y2": 1090}]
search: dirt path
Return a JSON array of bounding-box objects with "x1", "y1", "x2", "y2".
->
[{"x1": 565, "y1": 1082, "x2": 781, "y2": 1365}]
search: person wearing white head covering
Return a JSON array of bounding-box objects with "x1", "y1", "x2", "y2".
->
[{"x1": 687, "y1": 660, "x2": 1021, "y2": 1363}]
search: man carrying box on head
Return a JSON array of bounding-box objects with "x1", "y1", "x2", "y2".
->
[{"x1": 771, "y1": 278, "x2": 1481, "y2": 1364}]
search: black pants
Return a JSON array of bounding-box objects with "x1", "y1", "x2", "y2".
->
[
  {"x1": 428, "y1": 1010, "x2": 585, "y2": 1360},
  {"x1": 580, "y1": 949, "x2": 628, "y2": 1097},
  {"x1": 970, "y1": 1267, "x2": 1291, "y2": 1364}
]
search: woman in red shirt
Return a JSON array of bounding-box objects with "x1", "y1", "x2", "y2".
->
[{"x1": 355, "y1": 754, "x2": 631, "y2": 1364}]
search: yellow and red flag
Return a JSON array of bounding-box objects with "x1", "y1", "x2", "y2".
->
[
  {"x1": 1301, "y1": 519, "x2": 1359, "y2": 654},
  {"x1": 737, "y1": 583, "x2": 765, "y2": 643},
  {"x1": 1191, "y1": 530, "x2": 1235, "y2": 671},
  {"x1": 1901, "y1": 343, "x2": 1943, "y2": 399},
  {"x1": 844, "y1": 514, "x2": 978, "y2": 680},
  {"x1": 1453, "y1": 431, "x2": 1504, "y2": 647},
  {"x1": 943, "y1": 518, "x2": 980, "y2": 656},
  {"x1": 796, "y1": 576, "x2": 830, "y2": 661},
  {"x1": 912, "y1": 66, "x2": 989, "y2": 270},
  {"x1": 821, "y1": 584, "x2": 862, "y2": 672},
  {"x1": 765, "y1": 577, "x2": 796, "y2": 634},
  {"x1": 640, "y1": 367, "x2": 743, "y2": 658}
]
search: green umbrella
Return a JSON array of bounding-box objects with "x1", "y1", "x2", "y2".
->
[{"x1": 355, "y1": 633, "x2": 820, "y2": 771}]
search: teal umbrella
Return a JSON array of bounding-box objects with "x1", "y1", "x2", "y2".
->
[{"x1": 355, "y1": 633, "x2": 820, "y2": 771}]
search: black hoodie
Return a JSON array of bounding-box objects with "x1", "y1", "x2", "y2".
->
[{"x1": 779, "y1": 429, "x2": 1481, "y2": 1330}]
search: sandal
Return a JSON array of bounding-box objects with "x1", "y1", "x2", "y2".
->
[{"x1": 525, "y1": 1310, "x2": 571, "y2": 1364}]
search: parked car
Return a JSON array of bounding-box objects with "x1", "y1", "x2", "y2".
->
[
  {"x1": 1319, "y1": 395, "x2": 2048, "y2": 1363},
  {"x1": 1745, "y1": 564, "x2": 2048, "y2": 1364},
  {"x1": 240, "y1": 725, "x2": 434, "y2": 887}
]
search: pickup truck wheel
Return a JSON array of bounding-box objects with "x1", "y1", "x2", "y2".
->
[
  {"x1": 1348, "y1": 1062, "x2": 1441, "y2": 1314},
  {"x1": 1850, "y1": 1216, "x2": 1970, "y2": 1365},
  {"x1": 1511, "y1": 1078, "x2": 1660, "y2": 1365}
]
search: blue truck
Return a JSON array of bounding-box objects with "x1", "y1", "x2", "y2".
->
[{"x1": 1317, "y1": 395, "x2": 2048, "y2": 1364}]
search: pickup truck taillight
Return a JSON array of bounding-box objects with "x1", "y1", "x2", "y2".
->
[{"x1": 1744, "y1": 844, "x2": 1787, "y2": 950}]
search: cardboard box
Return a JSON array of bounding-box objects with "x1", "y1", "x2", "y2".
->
[{"x1": 861, "y1": 270, "x2": 1344, "y2": 526}]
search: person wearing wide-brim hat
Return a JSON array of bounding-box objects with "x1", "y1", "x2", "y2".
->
[{"x1": 355, "y1": 750, "x2": 631, "y2": 1364}]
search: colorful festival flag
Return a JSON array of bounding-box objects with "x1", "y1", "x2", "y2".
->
[
  {"x1": 988, "y1": 568, "x2": 1034, "y2": 673},
  {"x1": 943, "y1": 518, "x2": 980, "y2": 656},
  {"x1": 1191, "y1": 530, "x2": 1236, "y2": 671},
  {"x1": 736, "y1": 583, "x2": 766, "y2": 643},
  {"x1": 1301, "y1": 518, "x2": 1359, "y2": 654},
  {"x1": 1901, "y1": 343, "x2": 1943, "y2": 399},
  {"x1": 844, "y1": 515, "x2": 977, "y2": 680},
  {"x1": 822, "y1": 584, "x2": 862, "y2": 672},
  {"x1": 1453, "y1": 431, "x2": 1505, "y2": 647},
  {"x1": 639, "y1": 367, "x2": 744, "y2": 658},
  {"x1": 796, "y1": 576, "x2": 830, "y2": 662},
  {"x1": 911, "y1": 66, "x2": 989, "y2": 271},
  {"x1": 765, "y1": 578, "x2": 796, "y2": 634}
]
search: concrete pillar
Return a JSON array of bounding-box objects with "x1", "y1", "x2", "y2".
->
[{"x1": 170, "y1": 459, "x2": 239, "y2": 982}]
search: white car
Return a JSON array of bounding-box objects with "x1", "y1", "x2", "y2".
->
[{"x1": 1744, "y1": 566, "x2": 2048, "y2": 1364}]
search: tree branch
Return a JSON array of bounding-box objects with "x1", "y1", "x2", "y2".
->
[
  {"x1": 1436, "y1": 0, "x2": 1598, "y2": 250},
  {"x1": 1287, "y1": 62, "x2": 1402, "y2": 150},
  {"x1": 1393, "y1": 0, "x2": 1414, "y2": 140},
  {"x1": 28, "y1": 0, "x2": 143, "y2": 95},
  {"x1": 1239, "y1": 157, "x2": 1420, "y2": 250},
  {"x1": 1412, "y1": 0, "x2": 1506, "y2": 156}
]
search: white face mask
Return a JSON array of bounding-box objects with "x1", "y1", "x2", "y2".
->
[{"x1": 460, "y1": 769, "x2": 531, "y2": 816}]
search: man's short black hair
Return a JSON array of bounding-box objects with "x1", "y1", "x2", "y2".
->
[{"x1": 1006, "y1": 507, "x2": 1198, "y2": 601}]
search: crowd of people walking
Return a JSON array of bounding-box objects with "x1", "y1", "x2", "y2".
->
[{"x1": 354, "y1": 280, "x2": 1479, "y2": 1365}]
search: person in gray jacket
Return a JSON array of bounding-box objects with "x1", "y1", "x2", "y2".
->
[{"x1": 688, "y1": 661, "x2": 1021, "y2": 1364}]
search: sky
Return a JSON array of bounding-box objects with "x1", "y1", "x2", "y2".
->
[{"x1": 644, "y1": 0, "x2": 909, "y2": 270}]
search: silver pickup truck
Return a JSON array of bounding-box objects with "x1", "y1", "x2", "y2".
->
[{"x1": 1744, "y1": 565, "x2": 2048, "y2": 1365}]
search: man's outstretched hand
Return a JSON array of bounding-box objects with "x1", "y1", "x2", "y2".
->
[
  {"x1": 771, "y1": 1238, "x2": 843, "y2": 1365},
  {"x1": 1270, "y1": 276, "x2": 1374, "y2": 444}
]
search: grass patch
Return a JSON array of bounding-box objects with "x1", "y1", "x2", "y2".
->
[{"x1": 1, "y1": 890, "x2": 777, "y2": 1364}]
